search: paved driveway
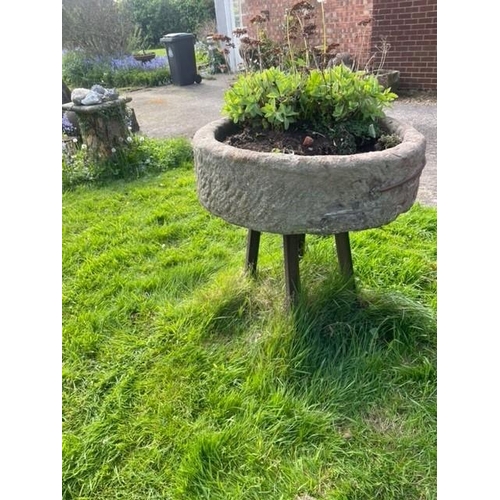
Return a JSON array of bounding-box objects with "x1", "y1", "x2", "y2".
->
[
  {"x1": 125, "y1": 74, "x2": 437, "y2": 207},
  {"x1": 389, "y1": 101, "x2": 437, "y2": 206}
]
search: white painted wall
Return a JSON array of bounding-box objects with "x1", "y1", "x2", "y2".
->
[{"x1": 213, "y1": 0, "x2": 243, "y2": 72}]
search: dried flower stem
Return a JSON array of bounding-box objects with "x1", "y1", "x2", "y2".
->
[
  {"x1": 294, "y1": 13, "x2": 310, "y2": 67},
  {"x1": 375, "y1": 36, "x2": 390, "y2": 75},
  {"x1": 320, "y1": 2, "x2": 327, "y2": 66},
  {"x1": 286, "y1": 13, "x2": 297, "y2": 72}
]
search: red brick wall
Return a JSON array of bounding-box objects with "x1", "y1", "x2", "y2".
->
[
  {"x1": 240, "y1": 0, "x2": 373, "y2": 64},
  {"x1": 239, "y1": 0, "x2": 436, "y2": 90},
  {"x1": 371, "y1": 0, "x2": 437, "y2": 89}
]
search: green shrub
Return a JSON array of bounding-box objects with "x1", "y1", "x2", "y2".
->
[
  {"x1": 222, "y1": 66, "x2": 397, "y2": 144},
  {"x1": 62, "y1": 51, "x2": 110, "y2": 89},
  {"x1": 300, "y1": 66, "x2": 396, "y2": 129},
  {"x1": 62, "y1": 50, "x2": 170, "y2": 89},
  {"x1": 222, "y1": 67, "x2": 303, "y2": 130},
  {"x1": 124, "y1": 0, "x2": 215, "y2": 48},
  {"x1": 62, "y1": 136, "x2": 193, "y2": 190}
]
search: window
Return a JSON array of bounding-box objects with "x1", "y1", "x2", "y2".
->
[{"x1": 232, "y1": 0, "x2": 243, "y2": 28}]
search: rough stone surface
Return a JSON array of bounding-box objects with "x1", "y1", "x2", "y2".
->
[
  {"x1": 390, "y1": 100, "x2": 436, "y2": 205},
  {"x1": 62, "y1": 96, "x2": 132, "y2": 114},
  {"x1": 124, "y1": 75, "x2": 436, "y2": 207},
  {"x1": 71, "y1": 88, "x2": 90, "y2": 105},
  {"x1": 327, "y1": 52, "x2": 354, "y2": 68},
  {"x1": 81, "y1": 90, "x2": 103, "y2": 105},
  {"x1": 377, "y1": 70, "x2": 400, "y2": 91},
  {"x1": 193, "y1": 117, "x2": 426, "y2": 235},
  {"x1": 103, "y1": 88, "x2": 119, "y2": 101},
  {"x1": 91, "y1": 84, "x2": 106, "y2": 95}
]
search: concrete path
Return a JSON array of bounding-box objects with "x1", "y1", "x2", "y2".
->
[
  {"x1": 125, "y1": 74, "x2": 436, "y2": 207},
  {"x1": 389, "y1": 101, "x2": 437, "y2": 207},
  {"x1": 125, "y1": 74, "x2": 235, "y2": 140}
]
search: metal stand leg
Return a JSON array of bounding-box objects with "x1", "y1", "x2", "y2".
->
[
  {"x1": 334, "y1": 232, "x2": 355, "y2": 291},
  {"x1": 283, "y1": 234, "x2": 302, "y2": 307},
  {"x1": 297, "y1": 234, "x2": 306, "y2": 259},
  {"x1": 245, "y1": 229, "x2": 261, "y2": 276}
]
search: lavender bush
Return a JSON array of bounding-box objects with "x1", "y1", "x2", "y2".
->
[
  {"x1": 62, "y1": 113, "x2": 77, "y2": 136},
  {"x1": 63, "y1": 50, "x2": 170, "y2": 88},
  {"x1": 110, "y1": 55, "x2": 168, "y2": 71}
]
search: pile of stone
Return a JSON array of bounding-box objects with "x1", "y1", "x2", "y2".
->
[{"x1": 71, "y1": 85, "x2": 119, "y2": 106}]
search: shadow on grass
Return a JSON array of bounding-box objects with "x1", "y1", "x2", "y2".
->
[
  {"x1": 191, "y1": 263, "x2": 436, "y2": 418},
  {"x1": 299, "y1": 275, "x2": 435, "y2": 353},
  {"x1": 270, "y1": 274, "x2": 437, "y2": 410},
  {"x1": 204, "y1": 293, "x2": 252, "y2": 339},
  {"x1": 200, "y1": 267, "x2": 435, "y2": 359}
]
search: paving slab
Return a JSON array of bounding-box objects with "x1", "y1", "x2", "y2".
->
[
  {"x1": 125, "y1": 74, "x2": 234, "y2": 140},
  {"x1": 124, "y1": 75, "x2": 436, "y2": 207}
]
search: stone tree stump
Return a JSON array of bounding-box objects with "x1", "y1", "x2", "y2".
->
[{"x1": 62, "y1": 97, "x2": 132, "y2": 160}]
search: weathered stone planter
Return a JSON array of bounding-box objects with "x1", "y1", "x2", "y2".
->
[
  {"x1": 376, "y1": 70, "x2": 400, "y2": 91},
  {"x1": 133, "y1": 53, "x2": 156, "y2": 63},
  {"x1": 193, "y1": 116, "x2": 426, "y2": 304},
  {"x1": 194, "y1": 117, "x2": 426, "y2": 234}
]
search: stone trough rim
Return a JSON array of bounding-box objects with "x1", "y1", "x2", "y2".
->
[
  {"x1": 193, "y1": 116, "x2": 427, "y2": 235},
  {"x1": 193, "y1": 116, "x2": 425, "y2": 173}
]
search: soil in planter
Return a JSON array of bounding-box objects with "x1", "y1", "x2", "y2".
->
[{"x1": 223, "y1": 124, "x2": 399, "y2": 156}]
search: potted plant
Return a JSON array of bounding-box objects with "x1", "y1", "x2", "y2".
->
[
  {"x1": 192, "y1": 2, "x2": 426, "y2": 304},
  {"x1": 133, "y1": 49, "x2": 156, "y2": 63}
]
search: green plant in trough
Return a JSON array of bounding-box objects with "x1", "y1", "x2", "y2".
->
[
  {"x1": 223, "y1": 67, "x2": 303, "y2": 130},
  {"x1": 222, "y1": 65, "x2": 397, "y2": 151}
]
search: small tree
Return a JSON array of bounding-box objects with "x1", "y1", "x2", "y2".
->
[
  {"x1": 124, "y1": 0, "x2": 215, "y2": 48},
  {"x1": 62, "y1": 0, "x2": 137, "y2": 56}
]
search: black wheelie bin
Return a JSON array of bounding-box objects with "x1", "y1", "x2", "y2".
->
[{"x1": 160, "y1": 33, "x2": 202, "y2": 86}]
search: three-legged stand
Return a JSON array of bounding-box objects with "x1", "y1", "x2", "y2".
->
[{"x1": 245, "y1": 229, "x2": 355, "y2": 307}]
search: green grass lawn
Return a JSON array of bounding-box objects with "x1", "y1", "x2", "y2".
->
[
  {"x1": 150, "y1": 47, "x2": 167, "y2": 57},
  {"x1": 63, "y1": 156, "x2": 436, "y2": 499}
]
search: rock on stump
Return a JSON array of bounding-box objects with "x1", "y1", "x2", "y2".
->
[{"x1": 62, "y1": 97, "x2": 132, "y2": 160}]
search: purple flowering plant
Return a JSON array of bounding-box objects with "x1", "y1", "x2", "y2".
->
[
  {"x1": 110, "y1": 55, "x2": 168, "y2": 71},
  {"x1": 62, "y1": 113, "x2": 77, "y2": 136},
  {"x1": 63, "y1": 50, "x2": 170, "y2": 89}
]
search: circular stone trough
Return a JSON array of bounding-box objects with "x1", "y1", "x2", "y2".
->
[{"x1": 193, "y1": 116, "x2": 426, "y2": 235}]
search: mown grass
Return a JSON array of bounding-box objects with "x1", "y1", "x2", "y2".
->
[{"x1": 63, "y1": 150, "x2": 436, "y2": 499}]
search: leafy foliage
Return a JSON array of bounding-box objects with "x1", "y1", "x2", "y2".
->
[
  {"x1": 223, "y1": 66, "x2": 397, "y2": 142},
  {"x1": 301, "y1": 66, "x2": 396, "y2": 126},
  {"x1": 223, "y1": 67, "x2": 303, "y2": 130},
  {"x1": 62, "y1": 50, "x2": 170, "y2": 88},
  {"x1": 124, "y1": 0, "x2": 215, "y2": 48},
  {"x1": 376, "y1": 133, "x2": 402, "y2": 150},
  {"x1": 62, "y1": 0, "x2": 137, "y2": 56},
  {"x1": 62, "y1": 135, "x2": 193, "y2": 189},
  {"x1": 63, "y1": 0, "x2": 215, "y2": 57}
]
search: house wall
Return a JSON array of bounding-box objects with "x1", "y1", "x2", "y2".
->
[
  {"x1": 240, "y1": 0, "x2": 372, "y2": 64},
  {"x1": 371, "y1": 0, "x2": 437, "y2": 90},
  {"x1": 237, "y1": 0, "x2": 436, "y2": 90},
  {"x1": 215, "y1": 0, "x2": 243, "y2": 70}
]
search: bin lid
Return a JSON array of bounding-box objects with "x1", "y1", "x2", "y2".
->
[{"x1": 160, "y1": 33, "x2": 195, "y2": 43}]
